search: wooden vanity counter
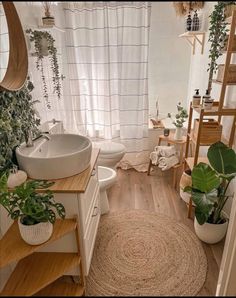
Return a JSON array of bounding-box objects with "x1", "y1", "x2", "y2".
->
[{"x1": 36, "y1": 148, "x2": 100, "y2": 193}]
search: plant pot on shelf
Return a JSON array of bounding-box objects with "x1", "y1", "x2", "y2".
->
[
  {"x1": 194, "y1": 216, "x2": 228, "y2": 244},
  {"x1": 174, "y1": 126, "x2": 183, "y2": 140},
  {"x1": 42, "y1": 16, "x2": 55, "y2": 27},
  {"x1": 179, "y1": 170, "x2": 196, "y2": 206},
  {"x1": 18, "y1": 218, "x2": 53, "y2": 245}
]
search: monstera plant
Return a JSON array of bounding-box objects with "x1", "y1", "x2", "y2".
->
[{"x1": 184, "y1": 141, "x2": 236, "y2": 244}]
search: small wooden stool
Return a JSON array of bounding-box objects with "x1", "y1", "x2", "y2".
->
[{"x1": 147, "y1": 133, "x2": 188, "y2": 189}]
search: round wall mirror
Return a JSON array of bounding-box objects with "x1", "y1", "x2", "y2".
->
[
  {"x1": 0, "y1": 1, "x2": 28, "y2": 91},
  {"x1": 0, "y1": 4, "x2": 9, "y2": 83}
]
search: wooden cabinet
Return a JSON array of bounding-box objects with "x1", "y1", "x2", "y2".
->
[
  {"x1": 0, "y1": 219, "x2": 85, "y2": 296},
  {"x1": 0, "y1": 148, "x2": 101, "y2": 293}
]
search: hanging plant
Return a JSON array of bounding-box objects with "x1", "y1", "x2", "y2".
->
[
  {"x1": 207, "y1": 2, "x2": 229, "y2": 93},
  {"x1": 26, "y1": 28, "x2": 65, "y2": 109},
  {"x1": 0, "y1": 78, "x2": 40, "y2": 175}
]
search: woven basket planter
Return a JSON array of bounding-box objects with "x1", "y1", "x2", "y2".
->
[
  {"x1": 179, "y1": 170, "x2": 196, "y2": 206},
  {"x1": 18, "y1": 219, "x2": 53, "y2": 245}
]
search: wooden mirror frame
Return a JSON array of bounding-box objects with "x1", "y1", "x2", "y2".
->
[{"x1": 0, "y1": 1, "x2": 28, "y2": 91}]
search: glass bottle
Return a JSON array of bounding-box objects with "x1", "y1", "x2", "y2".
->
[{"x1": 186, "y1": 11, "x2": 192, "y2": 31}]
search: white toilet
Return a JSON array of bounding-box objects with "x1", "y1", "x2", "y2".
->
[
  {"x1": 93, "y1": 141, "x2": 126, "y2": 169},
  {"x1": 93, "y1": 141, "x2": 126, "y2": 214},
  {"x1": 98, "y1": 166, "x2": 117, "y2": 215}
]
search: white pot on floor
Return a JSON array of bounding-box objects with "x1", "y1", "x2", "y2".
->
[{"x1": 194, "y1": 217, "x2": 228, "y2": 244}]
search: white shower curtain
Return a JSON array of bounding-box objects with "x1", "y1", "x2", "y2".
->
[{"x1": 63, "y1": 1, "x2": 151, "y2": 172}]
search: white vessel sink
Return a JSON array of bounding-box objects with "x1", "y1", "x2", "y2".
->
[{"x1": 16, "y1": 134, "x2": 92, "y2": 180}]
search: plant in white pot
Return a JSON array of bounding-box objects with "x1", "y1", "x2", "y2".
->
[
  {"x1": 0, "y1": 174, "x2": 65, "y2": 245},
  {"x1": 184, "y1": 141, "x2": 236, "y2": 244},
  {"x1": 172, "y1": 102, "x2": 188, "y2": 140}
]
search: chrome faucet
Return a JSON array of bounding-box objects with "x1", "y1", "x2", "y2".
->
[{"x1": 26, "y1": 132, "x2": 51, "y2": 147}]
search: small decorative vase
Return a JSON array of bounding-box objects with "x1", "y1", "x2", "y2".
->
[
  {"x1": 18, "y1": 218, "x2": 53, "y2": 245},
  {"x1": 7, "y1": 166, "x2": 27, "y2": 189},
  {"x1": 194, "y1": 217, "x2": 228, "y2": 244},
  {"x1": 164, "y1": 128, "x2": 170, "y2": 137},
  {"x1": 174, "y1": 127, "x2": 183, "y2": 140}
]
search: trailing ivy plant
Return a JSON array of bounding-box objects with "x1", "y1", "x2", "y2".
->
[
  {"x1": 207, "y1": 2, "x2": 229, "y2": 93},
  {"x1": 0, "y1": 78, "x2": 40, "y2": 175},
  {"x1": 26, "y1": 28, "x2": 65, "y2": 109}
]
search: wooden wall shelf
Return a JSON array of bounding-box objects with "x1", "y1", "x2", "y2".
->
[
  {"x1": 0, "y1": 218, "x2": 85, "y2": 296},
  {"x1": 0, "y1": 219, "x2": 77, "y2": 268},
  {"x1": 183, "y1": 11, "x2": 236, "y2": 219},
  {"x1": 179, "y1": 31, "x2": 205, "y2": 55}
]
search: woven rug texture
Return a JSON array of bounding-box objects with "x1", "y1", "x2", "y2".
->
[{"x1": 86, "y1": 210, "x2": 207, "y2": 296}]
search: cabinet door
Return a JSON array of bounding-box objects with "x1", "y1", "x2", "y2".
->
[
  {"x1": 79, "y1": 167, "x2": 99, "y2": 234},
  {"x1": 82, "y1": 186, "x2": 100, "y2": 275}
]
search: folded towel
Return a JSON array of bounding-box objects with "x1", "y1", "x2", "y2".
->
[
  {"x1": 154, "y1": 145, "x2": 176, "y2": 157},
  {"x1": 150, "y1": 151, "x2": 159, "y2": 165},
  {"x1": 158, "y1": 155, "x2": 179, "y2": 171}
]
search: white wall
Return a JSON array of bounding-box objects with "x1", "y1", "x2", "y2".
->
[{"x1": 148, "y1": 2, "x2": 191, "y2": 118}]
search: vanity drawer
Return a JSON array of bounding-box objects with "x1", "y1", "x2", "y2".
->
[
  {"x1": 79, "y1": 167, "x2": 99, "y2": 234},
  {"x1": 83, "y1": 188, "x2": 100, "y2": 275}
]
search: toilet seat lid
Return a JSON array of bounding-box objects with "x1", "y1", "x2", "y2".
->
[{"x1": 93, "y1": 141, "x2": 125, "y2": 155}]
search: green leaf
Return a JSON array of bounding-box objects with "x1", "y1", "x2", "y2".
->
[
  {"x1": 195, "y1": 206, "x2": 212, "y2": 225},
  {"x1": 192, "y1": 162, "x2": 221, "y2": 193},
  {"x1": 207, "y1": 141, "x2": 236, "y2": 181}
]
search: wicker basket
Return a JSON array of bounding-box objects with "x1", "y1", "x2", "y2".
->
[
  {"x1": 224, "y1": 4, "x2": 236, "y2": 18},
  {"x1": 216, "y1": 64, "x2": 236, "y2": 83},
  {"x1": 193, "y1": 119, "x2": 222, "y2": 144}
]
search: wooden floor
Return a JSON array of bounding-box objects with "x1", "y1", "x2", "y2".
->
[{"x1": 107, "y1": 167, "x2": 225, "y2": 296}]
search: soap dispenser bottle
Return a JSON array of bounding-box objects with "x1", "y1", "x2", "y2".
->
[
  {"x1": 192, "y1": 89, "x2": 201, "y2": 107},
  {"x1": 202, "y1": 89, "x2": 213, "y2": 110}
]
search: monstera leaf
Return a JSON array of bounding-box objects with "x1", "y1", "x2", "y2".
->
[
  {"x1": 184, "y1": 162, "x2": 220, "y2": 225},
  {"x1": 191, "y1": 162, "x2": 221, "y2": 193},
  {"x1": 208, "y1": 141, "x2": 236, "y2": 181}
]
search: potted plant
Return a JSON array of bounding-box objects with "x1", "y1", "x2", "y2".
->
[
  {"x1": 0, "y1": 173, "x2": 66, "y2": 245},
  {"x1": 171, "y1": 102, "x2": 188, "y2": 140},
  {"x1": 26, "y1": 28, "x2": 65, "y2": 109},
  {"x1": 207, "y1": 2, "x2": 229, "y2": 93},
  {"x1": 42, "y1": 2, "x2": 55, "y2": 27},
  {"x1": 184, "y1": 141, "x2": 236, "y2": 244}
]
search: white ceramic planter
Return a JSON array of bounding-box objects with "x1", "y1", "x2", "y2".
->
[
  {"x1": 18, "y1": 219, "x2": 53, "y2": 245},
  {"x1": 194, "y1": 217, "x2": 228, "y2": 244},
  {"x1": 174, "y1": 127, "x2": 183, "y2": 140}
]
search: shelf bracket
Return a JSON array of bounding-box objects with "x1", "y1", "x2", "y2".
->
[{"x1": 179, "y1": 32, "x2": 205, "y2": 55}]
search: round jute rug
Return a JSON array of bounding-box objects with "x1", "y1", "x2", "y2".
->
[{"x1": 86, "y1": 210, "x2": 207, "y2": 296}]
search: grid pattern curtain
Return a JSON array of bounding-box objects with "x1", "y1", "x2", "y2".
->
[
  {"x1": 0, "y1": 5, "x2": 8, "y2": 81},
  {"x1": 63, "y1": 1, "x2": 151, "y2": 171}
]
